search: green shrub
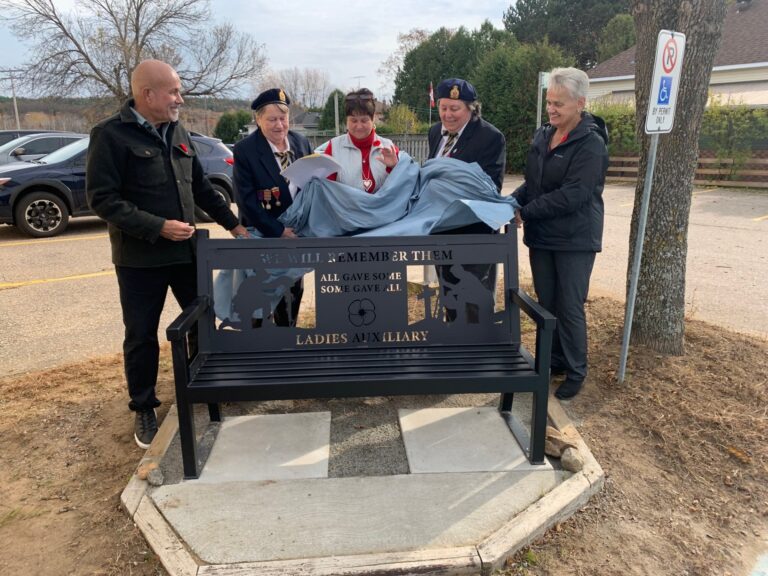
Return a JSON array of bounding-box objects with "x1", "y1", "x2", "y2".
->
[
  {"x1": 586, "y1": 98, "x2": 768, "y2": 168},
  {"x1": 700, "y1": 96, "x2": 768, "y2": 178},
  {"x1": 589, "y1": 101, "x2": 640, "y2": 155},
  {"x1": 213, "y1": 110, "x2": 251, "y2": 143}
]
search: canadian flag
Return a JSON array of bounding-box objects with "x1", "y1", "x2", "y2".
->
[{"x1": 429, "y1": 82, "x2": 435, "y2": 108}]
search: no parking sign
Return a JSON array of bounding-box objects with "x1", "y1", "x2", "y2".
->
[
  {"x1": 645, "y1": 30, "x2": 686, "y2": 134},
  {"x1": 621, "y1": 29, "x2": 688, "y2": 382}
]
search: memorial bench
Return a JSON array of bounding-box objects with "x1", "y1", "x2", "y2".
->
[{"x1": 167, "y1": 228, "x2": 556, "y2": 479}]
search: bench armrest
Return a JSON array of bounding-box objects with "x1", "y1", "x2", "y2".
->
[
  {"x1": 510, "y1": 287, "x2": 556, "y2": 377},
  {"x1": 166, "y1": 296, "x2": 211, "y2": 342},
  {"x1": 509, "y1": 287, "x2": 556, "y2": 330}
]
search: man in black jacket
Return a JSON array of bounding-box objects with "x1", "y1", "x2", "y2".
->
[{"x1": 87, "y1": 59, "x2": 246, "y2": 448}]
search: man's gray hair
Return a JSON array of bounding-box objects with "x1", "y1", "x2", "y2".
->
[{"x1": 548, "y1": 67, "x2": 589, "y2": 100}]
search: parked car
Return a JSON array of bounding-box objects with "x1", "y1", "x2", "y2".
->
[
  {"x1": 0, "y1": 129, "x2": 75, "y2": 147},
  {"x1": 0, "y1": 132, "x2": 86, "y2": 164},
  {"x1": 0, "y1": 133, "x2": 234, "y2": 237}
]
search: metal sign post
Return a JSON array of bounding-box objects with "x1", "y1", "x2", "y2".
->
[
  {"x1": 618, "y1": 30, "x2": 686, "y2": 383},
  {"x1": 536, "y1": 72, "x2": 550, "y2": 129}
]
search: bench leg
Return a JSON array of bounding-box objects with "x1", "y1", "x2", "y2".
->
[
  {"x1": 208, "y1": 403, "x2": 221, "y2": 422},
  {"x1": 499, "y1": 392, "x2": 514, "y2": 412},
  {"x1": 529, "y1": 388, "x2": 548, "y2": 464},
  {"x1": 177, "y1": 401, "x2": 199, "y2": 479}
]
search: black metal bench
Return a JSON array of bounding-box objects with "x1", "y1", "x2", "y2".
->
[{"x1": 167, "y1": 228, "x2": 555, "y2": 478}]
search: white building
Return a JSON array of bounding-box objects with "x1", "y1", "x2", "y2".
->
[{"x1": 587, "y1": 0, "x2": 768, "y2": 107}]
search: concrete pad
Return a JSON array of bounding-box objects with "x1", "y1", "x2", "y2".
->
[
  {"x1": 126, "y1": 401, "x2": 604, "y2": 575},
  {"x1": 195, "y1": 412, "x2": 331, "y2": 484},
  {"x1": 150, "y1": 469, "x2": 564, "y2": 565},
  {"x1": 399, "y1": 407, "x2": 552, "y2": 473}
]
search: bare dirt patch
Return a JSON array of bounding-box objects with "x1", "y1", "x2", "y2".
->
[{"x1": 0, "y1": 296, "x2": 765, "y2": 575}]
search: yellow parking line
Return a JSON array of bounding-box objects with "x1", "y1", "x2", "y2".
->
[
  {"x1": 0, "y1": 270, "x2": 114, "y2": 290},
  {"x1": 754, "y1": 213, "x2": 768, "y2": 222},
  {"x1": 0, "y1": 234, "x2": 108, "y2": 248}
]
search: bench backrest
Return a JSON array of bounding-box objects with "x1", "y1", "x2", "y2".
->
[{"x1": 196, "y1": 229, "x2": 522, "y2": 353}]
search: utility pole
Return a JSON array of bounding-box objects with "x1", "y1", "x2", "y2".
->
[{"x1": 0, "y1": 68, "x2": 24, "y2": 130}]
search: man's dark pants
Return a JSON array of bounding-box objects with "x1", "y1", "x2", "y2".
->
[
  {"x1": 529, "y1": 249, "x2": 596, "y2": 383},
  {"x1": 116, "y1": 263, "x2": 197, "y2": 411}
]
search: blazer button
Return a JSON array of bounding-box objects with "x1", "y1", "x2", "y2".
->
[{"x1": 145, "y1": 150, "x2": 151, "y2": 155}]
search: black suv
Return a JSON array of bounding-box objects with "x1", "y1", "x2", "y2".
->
[{"x1": 0, "y1": 133, "x2": 234, "y2": 237}]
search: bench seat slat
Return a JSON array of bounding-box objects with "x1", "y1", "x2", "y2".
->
[
  {"x1": 191, "y1": 349, "x2": 535, "y2": 384},
  {"x1": 204, "y1": 342, "x2": 522, "y2": 359}
]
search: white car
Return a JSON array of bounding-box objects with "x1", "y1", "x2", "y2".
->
[{"x1": 0, "y1": 132, "x2": 86, "y2": 165}]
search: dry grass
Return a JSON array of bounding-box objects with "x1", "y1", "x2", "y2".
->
[{"x1": 1, "y1": 296, "x2": 766, "y2": 575}]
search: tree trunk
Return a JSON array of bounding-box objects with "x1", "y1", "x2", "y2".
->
[{"x1": 628, "y1": 0, "x2": 726, "y2": 354}]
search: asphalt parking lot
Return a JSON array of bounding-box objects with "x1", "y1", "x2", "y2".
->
[{"x1": 0, "y1": 181, "x2": 766, "y2": 378}]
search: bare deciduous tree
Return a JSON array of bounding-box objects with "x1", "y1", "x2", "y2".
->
[
  {"x1": 257, "y1": 67, "x2": 331, "y2": 109},
  {"x1": 0, "y1": 0, "x2": 268, "y2": 102},
  {"x1": 378, "y1": 28, "x2": 430, "y2": 90}
]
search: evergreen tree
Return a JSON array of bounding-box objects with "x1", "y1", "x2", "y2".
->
[
  {"x1": 319, "y1": 90, "x2": 345, "y2": 132},
  {"x1": 597, "y1": 13, "x2": 636, "y2": 63},
  {"x1": 213, "y1": 110, "x2": 252, "y2": 143},
  {"x1": 503, "y1": 0, "x2": 630, "y2": 68},
  {"x1": 474, "y1": 41, "x2": 569, "y2": 171}
]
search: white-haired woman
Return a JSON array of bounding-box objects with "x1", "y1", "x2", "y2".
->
[
  {"x1": 513, "y1": 67, "x2": 609, "y2": 399},
  {"x1": 233, "y1": 88, "x2": 312, "y2": 326}
]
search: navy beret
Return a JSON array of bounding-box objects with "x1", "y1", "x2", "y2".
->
[
  {"x1": 436, "y1": 78, "x2": 477, "y2": 102},
  {"x1": 251, "y1": 88, "x2": 291, "y2": 111}
]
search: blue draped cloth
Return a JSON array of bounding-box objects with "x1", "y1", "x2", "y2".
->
[
  {"x1": 279, "y1": 153, "x2": 519, "y2": 237},
  {"x1": 214, "y1": 153, "x2": 520, "y2": 322}
]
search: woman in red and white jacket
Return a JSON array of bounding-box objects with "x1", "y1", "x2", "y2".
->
[{"x1": 315, "y1": 89, "x2": 399, "y2": 193}]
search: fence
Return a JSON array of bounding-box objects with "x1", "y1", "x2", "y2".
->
[
  {"x1": 608, "y1": 153, "x2": 768, "y2": 188},
  {"x1": 306, "y1": 133, "x2": 430, "y2": 165}
]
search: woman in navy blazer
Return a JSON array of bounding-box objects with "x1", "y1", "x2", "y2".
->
[
  {"x1": 233, "y1": 88, "x2": 312, "y2": 325},
  {"x1": 427, "y1": 78, "x2": 506, "y2": 323}
]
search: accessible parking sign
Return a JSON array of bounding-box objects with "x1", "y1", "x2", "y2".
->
[{"x1": 645, "y1": 30, "x2": 686, "y2": 134}]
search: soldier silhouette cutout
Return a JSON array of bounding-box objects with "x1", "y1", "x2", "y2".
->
[
  {"x1": 232, "y1": 269, "x2": 297, "y2": 329},
  {"x1": 439, "y1": 264, "x2": 494, "y2": 324}
]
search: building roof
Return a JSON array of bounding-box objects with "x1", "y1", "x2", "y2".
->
[
  {"x1": 589, "y1": 0, "x2": 768, "y2": 79},
  {"x1": 292, "y1": 111, "x2": 321, "y2": 128}
]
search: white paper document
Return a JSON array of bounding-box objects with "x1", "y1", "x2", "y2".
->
[{"x1": 280, "y1": 153, "x2": 342, "y2": 189}]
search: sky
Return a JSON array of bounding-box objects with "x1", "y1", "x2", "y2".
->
[{"x1": 0, "y1": 0, "x2": 510, "y2": 101}]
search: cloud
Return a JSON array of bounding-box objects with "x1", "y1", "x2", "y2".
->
[
  {"x1": 220, "y1": 0, "x2": 508, "y2": 97},
  {"x1": 0, "y1": 0, "x2": 510, "y2": 99}
]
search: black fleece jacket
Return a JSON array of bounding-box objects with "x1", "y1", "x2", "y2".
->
[{"x1": 513, "y1": 112, "x2": 608, "y2": 252}]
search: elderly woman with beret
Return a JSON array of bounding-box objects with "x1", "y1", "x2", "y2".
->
[
  {"x1": 513, "y1": 67, "x2": 608, "y2": 399},
  {"x1": 316, "y1": 88, "x2": 399, "y2": 194},
  {"x1": 428, "y1": 78, "x2": 506, "y2": 191},
  {"x1": 427, "y1": 78, "x2": 506, "y2": 323},
  {"x1": 233, "y1": 88, "x2": 312, "y2": 325}
]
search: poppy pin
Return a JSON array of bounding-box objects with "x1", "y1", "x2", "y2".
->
[{"x1": 179, "y1": 143, "x2": 189, "y2": 154}]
